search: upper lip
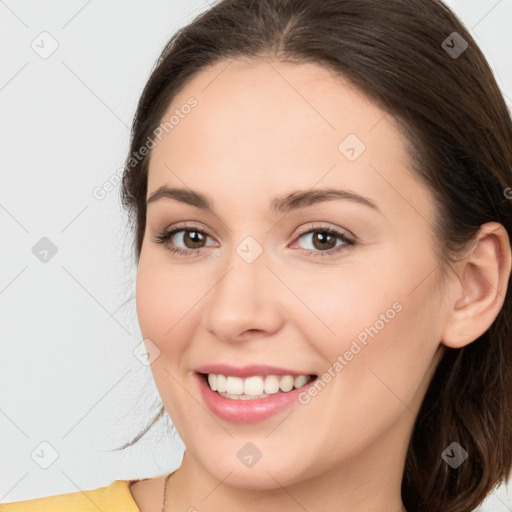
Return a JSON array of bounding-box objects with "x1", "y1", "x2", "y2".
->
[{"x1": 195, "y1": 364, "x2": 317, "y2": 378}]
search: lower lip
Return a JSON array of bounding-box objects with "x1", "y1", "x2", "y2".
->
[{"x1": 195, "y1": 373, "x2": 317, "y2": 424}]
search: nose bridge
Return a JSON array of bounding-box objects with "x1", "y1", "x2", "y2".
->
[{"x1": 202, "y1": 234, "x2": 282, "y2": 339}]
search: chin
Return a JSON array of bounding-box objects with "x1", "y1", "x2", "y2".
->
[{"x1": 199, "y1": 456, "x2": 308, "y2": 490}]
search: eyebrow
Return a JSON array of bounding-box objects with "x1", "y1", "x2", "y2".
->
[{"x1": 146, "y1": 186, "x2": 381, "y2": 215}]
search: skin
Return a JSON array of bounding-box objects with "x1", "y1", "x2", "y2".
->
[{"x1": 130, "y1": 58, "x2": 511, "y2": 512}]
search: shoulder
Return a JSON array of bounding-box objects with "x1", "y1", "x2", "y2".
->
[{"x1": 0, "y1": 479, "x2": 140, "y2": 512}]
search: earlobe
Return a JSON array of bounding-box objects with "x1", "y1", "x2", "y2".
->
[{"x1": 441, "y1": 222, "x2": 511, "y2": 349}]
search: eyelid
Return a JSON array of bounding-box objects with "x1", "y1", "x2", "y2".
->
[
  {"x1": 292, "y1": 222, "x2": 355, "y2": 240},
  {"x1": 163, "y1": 221, "x2": 217, "y2": 240}
]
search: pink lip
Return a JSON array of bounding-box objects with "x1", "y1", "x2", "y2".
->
[
  {"x1": 194, "y1": 372, "x2": 318, "y2": 424},
  {"x1": 194, "y1": 363, "x2": 315, "y2": 378}
]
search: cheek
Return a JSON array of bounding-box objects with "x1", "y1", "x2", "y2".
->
[
  {"x1": 135, "y1": 262, "x2": 165, "y2": 339},
  {"x1": 135, "y1": 258, "x2": 199, "y2": 352},
  {"x1": 341, "y1": 284, "x2": 439, "y2": 421},
  {"x1": 295, "y1": 248, "x2": 442, "y2": 413},
  {"x1": 135, "y1": 261, "x2": 201, "y2": 416},
  {"x1": 285, "y1": 260, "x2": 402, "y2": 357}
]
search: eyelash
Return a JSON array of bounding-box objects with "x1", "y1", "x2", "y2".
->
[{"x1": 152, "y1": 222, "x2": 356, "y2": 258}]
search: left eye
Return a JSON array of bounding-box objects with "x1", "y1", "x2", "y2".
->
[{"x1": 290, "y1": 227, "x2": 355, "y2": 257}]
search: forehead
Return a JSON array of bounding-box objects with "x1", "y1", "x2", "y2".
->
[
  {"x1": 150, "y1": 58, "x2": 396, "y2": 165},
  {"x1": 146, "y1": 58, "x2": 433, "y2": 225}
]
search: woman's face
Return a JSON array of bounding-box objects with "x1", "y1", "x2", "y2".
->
[{"x1": 136, "y1": 58, "x2": 448, "y2": 489}]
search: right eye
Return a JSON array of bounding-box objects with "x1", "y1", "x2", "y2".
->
[{"x1": 153, "y1": 224, "x2": 218, "y2": 257}]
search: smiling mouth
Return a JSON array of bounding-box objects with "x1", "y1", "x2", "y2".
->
[{"x1": 199, "y1": 372, "x2": 318, "y2": 400}]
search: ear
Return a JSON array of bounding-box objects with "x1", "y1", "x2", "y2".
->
[{"x1": 441, "y1": 222, "x2": 512, "y2": 349}]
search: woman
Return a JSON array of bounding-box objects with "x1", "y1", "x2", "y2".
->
[{"x1": 2, "y1": 0, "x2": 511, "y2": 511}]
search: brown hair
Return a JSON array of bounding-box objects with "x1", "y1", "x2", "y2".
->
[{"x1": 118, "y1": 1, "x2": 512, "y2": 510}]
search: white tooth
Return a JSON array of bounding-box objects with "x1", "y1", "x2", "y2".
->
[
  {"x1": 264, "y1": 375, "x2": 280, "y2": 394},
  {"x1": 225, "y1": 376, "x2": 244, "y2": 395},
  {"x1": 208, "y1": 374, "x2": 218, "y2": 391},
  {"x1": 244, "y1": 376, "x2": 264, "y2": 396},
  {"x1": 220, "y1": 391, "x2": 268, "y2": 400},
  {"x1": 216, "y1": 374, "x2": 227, "y2": 393},
  {"x1": 294, "y1": 375, "x2": 308, "y2": 389},
  {"x1": 279, "y1": 375, "x2": 294, "y2": 392}
]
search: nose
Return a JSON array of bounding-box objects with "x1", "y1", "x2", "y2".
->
[{"x1": 200, "y1": 241, "x2": 284, "y2": 343}]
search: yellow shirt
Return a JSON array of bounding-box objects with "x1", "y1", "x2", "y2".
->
[{"x1": 0, "y1": 480, "x2": 141, "y2": 512}]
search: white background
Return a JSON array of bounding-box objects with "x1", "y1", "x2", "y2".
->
[{"x1": 1, "y1": 1, "x2": 511, "y2": 510}]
